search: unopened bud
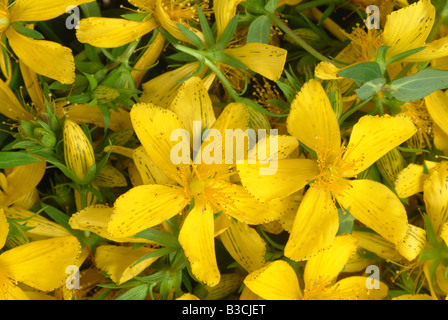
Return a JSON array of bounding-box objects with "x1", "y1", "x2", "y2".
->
[
  {"x1": 376, "y1": 148, "x2": 405, "y2": 186},
  {"x1": 93, "y1": 85, "x2": 120, "y2": 104},
  {"x1": 193, "y1": 272, "x2": 244, "y2": 300},
  {"x1": 63, "y1": 119, "x2": 96, "y2": 182}
]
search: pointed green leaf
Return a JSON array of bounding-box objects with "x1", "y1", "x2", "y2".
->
[
  {"x1": 338, "y1": 61, "x2": 383, "y2": 86},
  {"x1": 247, "y1": 15, "x2": 272, "y2": 44}
]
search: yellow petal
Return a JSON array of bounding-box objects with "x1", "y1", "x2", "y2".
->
[
  {"x1": 237, "y1": 158, "x2": 319, "y2": 202},
  {"x1": 284, "y1": 187, "x2": 339, "y2": 261},
  {"x1": 433, "y1": 123, "x2": 448, "y2": 153},
  {"x1": 287, "y1": 79, "x2": 341, "y2": 159},
  {"x1": 169, "y1": 76, "x2": 216, "y2": 140},
  {"x1": 0, "y1": 270, "x2": 29, "y2": 300},
  {"x1": 69, "y1": 205, "x2": 153, "y2": 243},
  {"x1": 304, "y1": 234, "x2": 358, "y2": 290},
  {"x1": 395, "y1": 161, "x2": 439, "y2": 198},
  {"x1": 0, "y1": 79, "x2": 32, "y2": 120},
  {"x1": 216, "y1": 182, "x2": 286, "y2": 225},
  {"x1": 155, "y1": 0, "x2": 204, "y2": 45},
  {"x1": 0, "y1": 159, "x2": 45, "y2": 207},
  {"x1": 279, "y1": 191, "x2": 304, "y2": 232},
  {"x1": 110, "y1": 184, "x2": 189, "y2": 238},
  {"x1": 423, "y1": 161, "x2": 448, "y2": 235},
  {"x1": 197, "y1": 102, "x2": 250, "y2": 171},
  {"x1": 10, "y1": 0, "x2": 94, "y2": 22},
  {"x1": 19, "y1": 61, "x2": 44, "y2": 114},
  {"x1": 405, "y1": 37, "x2": 448, "y2": 62},
  {"x1": 141, "y1": 62, "x2": 204, "y2": 108},
  {"x1": 323, "y1": 276, "x2": 389, "y2": 300},
  {"x1": 132, "y1": 146, "x2": 175, "y2": 185},
  {"x1": 4, "y1": 207, "x2": 71, "y2": 240},
  {"x1": 219, "y1": 220, "x2": 266, "y2": 273},
  {"x1": 395, "y1": 224, "x2": 426, "y2": 261},
  {"x1": 352, "y1": 230, "x2": 404, "y2": 261},
  {"x1": 336, "y1": 179, "x2": 409, "y2": 244},
  {"x1": 63, "y1": 104, "x2": 132, "y2": 132},
  {"x1": 382, "y1": 0, "x2": 435, "y2": 58},
  {"x1": 130, "y1": 103, "x2": 189, "y2": 182},
  {"x1": 76, "y1": 17, "x2": 157, "y2": 48},
  {"x1": 425, "y1": 90, "x2": 448, "y2": 137},
  {"x1": 176, "y1": 293, "x2": 200, "y2": 300},
  {"x1": 244, "y1": 260, "x2": 302, "y2": 300},
  {"x1": 95, "y1": 245, "x2": 160, "y2": 285},
  {"x1": 6, "y1": 28, "x2": 75, "y2": 84},
  {"x1": 342, "y1": 114, "x2": 416, "y2": 177},
  {"x1": 0, "y1": 208, "x2": 8, "y2": 250},
  {"x1": 213, "y1": 0, "x2": 243, "y2": 38},
  {"x1": 93, "y1": 163, "x2": 127, "y2": 188},
  {"x1": 0, "y1": 236, "x2": 81, "y2": 291},
  {"x1": 132, "y1": 32, "x2": 165, "y2": 88},
  {"x1": 224, "y1": 43, "x2": 287, "y2": 81},
  {"x1": 179, "y1": 200, "x2": 220, "y2": 286},
  {"x1": 314, "y1": 61, "x2": 341, "y2": 80}
]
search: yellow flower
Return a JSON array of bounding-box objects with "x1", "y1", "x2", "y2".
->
[
  {"x1": 244, "y1": 234, "x2": 389, "y2": 300},
  {"x1": 106, "y1": 77, "x2": 285, "y2": 286},
  {"x1": 0, "y1": 208, "x2": 81, "y2": 300},
  {"x1": 237, "y1": 79, "x2": 417, "y2": 261},
  {"x1": 63, "y1": 119, "x2": 96, "y2": 182},
  {"x1": 0, "y1": 160, "x2": 46, "y2": 208},
  {"x1": 0, "y1": 0, "x2": 93, "y2": 84},
  {"x1": 76, "y1": 0, "x2": 207, "y2": 48},
  {"x1": 396, "y1": 160, "x2": 448, "y2": 246},
  {"x1": 316, "y1": 0, "x2": 448, "y2": 80}
]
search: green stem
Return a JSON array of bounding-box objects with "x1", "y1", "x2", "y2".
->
[
  {"x1": 175, "y1": 44, "x2": 241, "y2": 102},
  {"x1": 338, "y1": 98, "x2": 372, "y2": 125},
  {"x1": 269, "y1": 12, "x2": 341, "y2": 66}
]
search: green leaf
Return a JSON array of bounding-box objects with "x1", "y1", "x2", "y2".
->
[
  {"x1": 264, "y1": 0, "x2": 278, "y2": 12},
  {"x1": 121, "y1": 13, "x2": 149, "y2": 22},
  {"x1": 0, "y1": 152, "x2": 42, "y2": 169},
  {"x1": 115, "y1": 284, "x2": 149, "y2": 300},
  {"x1": 134, "y1": 228, "x2": 181, "y2": 248},
  {"x1": 337, "y1": 209, "x2": 356, "y2": 235},
  {"x1": 386, "y1": 46, "x2": 426, "y2": 67},
  {"x1": 338, "y1": 62, "x2": 383, "y2": 86},
  {"x1": 208, "y1": 51, "x2": 248, "y2": 70},
  {"x1": 247, "y1": 15, "x2": 272, "y2": 44},
  {"x1": 390, "y1": 68, "x2": 448, "y2": 102},
  {"x1": 176, "y1": 23, "x2": 204, "y2": 50},
  {"x1": 355, "y1": 77, "x2": 386, "y2": 100},
  {"x1": 197, "y1": 5, "x2": 215, "y2": 48},
  {"x1": 132, "y1": 247, "x2": 179, "y2": 267},
  {"x1": 11, "y1": 23, "x2": 44, "y2": 40},
  {"x1": 216, "y1": 14, "x2": 239, "y2": 50}
]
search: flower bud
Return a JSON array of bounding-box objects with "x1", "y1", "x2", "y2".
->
[
  {"x1": 193, "y1": 272, "x2": 244, "y2": 300},
  {"x1": 63, "y1": 119, "x2": 96, "y2": 182},
  {"x1": 376, "y1": 148, "x2": 405, "y2": 187},
  {"x1": 93, "y1": 85, "x2": 120, "y2": 104}
]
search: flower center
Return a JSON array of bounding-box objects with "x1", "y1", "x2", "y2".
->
[
  {"x1": 189, "y1": 178, "x2": 207, "y2": 196},
  {"x1": 0, "y1": 16, "x2": 9, "y2": 33}
]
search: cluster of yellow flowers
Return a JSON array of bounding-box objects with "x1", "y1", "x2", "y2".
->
[{"x1": 0, "y1": 0, "x2": 448, "y2": 301}]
